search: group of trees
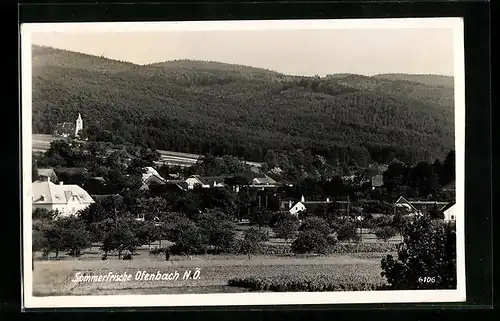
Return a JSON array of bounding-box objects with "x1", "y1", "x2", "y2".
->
[
  {"x1": 381, "y1": 216, "x2": 456, "y2": 289},
  {"x1": 33, "y1": 139, "x2": 161, "y2": 195},
  {"x1": 32, "y1": 46, "x2": 454, "y2": 167},
  {"x1": 383, "y1": 151, "x2": 455, "y2": 200}
]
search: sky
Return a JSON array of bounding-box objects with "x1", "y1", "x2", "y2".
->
[{"x1": 30, "y1": 26, "x2": 455, "y2": 77}]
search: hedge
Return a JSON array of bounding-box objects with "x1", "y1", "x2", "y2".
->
[
  {"x1": 148, "y1": 241, "x2": 397, "y2": 256},
  {"x1": 228, "y1": 275, "x2": 388, "y2": 292}
]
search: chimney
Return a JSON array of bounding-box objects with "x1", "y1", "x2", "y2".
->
[
  {"x1": 288, "y1": 200, "x2": 292, "y2": 208},
  {"x1": 59, "y1": 181, "x2": 64, "y2": 185},
  {"x1": 47, "y1": 176, "x2": 50, "y2": 183},
  {"x1": 301, "y1": 195, "x2": 305, "y2": 203},
  {"x1": 326, "y1": 197, "x2": 330, "y2": 203}
]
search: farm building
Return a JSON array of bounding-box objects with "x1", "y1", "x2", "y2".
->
[
  {"x1": 280, "y1": 195, "x2": 339, "y2": 216},
  {"x1": 32, "y1": 177, "x2": 95, "y2": 217},
  {"x1": 393, "y1": 196, "x2": 451, "y2": 217},
  {"x1": 185, "y1": 175, "x2": 228, "y2": 189},
  {"x1": 53, "y1": 113, "x2": 83, "y2": 138},
  {"x1": 442, "y1": 202, "x2": 458, "y2": 222},
  {"x1": 140, "y1": 167, "x2": 167, "y2": 191}
]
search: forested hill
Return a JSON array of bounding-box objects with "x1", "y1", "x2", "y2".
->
[
  {"x1": 31, "y1": 45, "x2": 455, "y2": 166},
  {"x1": 373, "y1": 73, "x2": 454, "y2": 88}
]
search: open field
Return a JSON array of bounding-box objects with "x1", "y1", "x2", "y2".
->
[{"x1": 32, "y1": 252, "x2": 391, "y2": 296}]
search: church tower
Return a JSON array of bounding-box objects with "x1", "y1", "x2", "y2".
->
[{"x1": 75, "y1": 113, "x2": 83, "y2": 137}]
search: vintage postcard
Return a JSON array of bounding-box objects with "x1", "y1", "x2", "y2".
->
[{"x1": 21, "y1": 18, "x2": 465, "y2": 308}]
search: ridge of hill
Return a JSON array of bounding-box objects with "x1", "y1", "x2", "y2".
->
[
  {"x1": 31, "y1": 45, "x2": 455, "y2": 165},
  {"x1": 373, "y1": 73, "x2": 454, "y2": 88}
]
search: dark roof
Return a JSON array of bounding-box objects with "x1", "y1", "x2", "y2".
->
[
  {"x1": 198, "y1": 176, "x2": 229, "y2": 186},
  {"x1": 440, "y1": 201, "x2": 456, "y2": 212},
  {"x1": 91, "y1": 194, "x2": 123, "y2": 201},
  {"x1": 36, "y1": 168, "x2": 59, "y2": 182},
  {"x1": 54, "y1": 122, "x2": 75, "y2": 135}
]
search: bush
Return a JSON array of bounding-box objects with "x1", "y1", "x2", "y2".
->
[
  {"x1": 240, "y1": 227, "x2": 265, "y2": 258},
  {"x1": 169, "y1": 225, "x2": 208, "y2": 255},
  {"x1": 149, "y1": 247, "x2": 168, "y2": 255},
  {"x1": 336, "y1": 221, "x2": 360, "y2": 243},
  {"x1": 228, "y1": 275, "x2": 387, "y2": 292},
  {"x1": 273, "y1": 214, "x2": 300, "y2": 243},
  {"x1": 374, "y1": 226, "x2": 398, "y2": 242},
  {"x1": 269, "y1": 211, "x2": 289, "y2": 228},
  {"x1": 333, "y1": 243, "x2": 398, "y2": 254},
  {"x1": 381, "y1": 217, "x2": 456, "y2": 290},
  {"x1": 291, "y1": 230, "x2": 330, "y2": 255},
  {"x1": 298, "y1": 217, "x2": 331, "y2": 237}
]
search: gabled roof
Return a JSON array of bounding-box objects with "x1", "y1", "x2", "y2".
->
[
  {"x1": 54, "y1": 122, "x2": 75, "y2": 135},
  {"x1": 289, "y1": 201, "x2": 306, "y2": 212},
  {"x1": 36, "y1": 168, "x2": 59, "y2": 182},
  {"x1": 143, "y1": 174, "x2": 166, "y2": 185},
  {"x1": 441, "y1": 201, "x2": 456, "y2": 212},
  {"x1": 32, "y1": 180, "x2": 94, "y2": 205},
  {"x1": 394, "y1": 196, "x2": 450, "y2": 212},
  {"x1": 252, "y1": 173, "x2": 277, "y2": 185},
  {"x1": 198, "y1": 176, "x2": 228, "y2": 186}
]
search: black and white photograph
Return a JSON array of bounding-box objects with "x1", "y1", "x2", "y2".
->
[{"x1": 21, "y1": 18, "x2": 465, "y2": 308}]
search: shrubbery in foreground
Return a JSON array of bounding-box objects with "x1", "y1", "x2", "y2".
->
[
  {"x1": 228, "y1": 275, "x2": 387, "y2": 292},
  {"x1": 381, "y1": 216, "x2": 456, "y2": 290}
]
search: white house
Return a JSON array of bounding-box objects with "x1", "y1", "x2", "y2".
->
[
  {"x1": 443, "y1": 203, "x2": 457, "y2": 222},
  {"x1": 289, "y1": 201, "x2": 306, "y2": 216},
  {"x1": 32, "y1": 178, "x2": 95, "y2": 218},
  {"x1": 282, "y1": 195, "x2": 333, "y2": 216}
]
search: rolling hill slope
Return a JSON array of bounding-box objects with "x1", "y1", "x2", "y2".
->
[
  {"x1": 31, "y1": 45, "x2": 455, "y2": 165},
  {"x1": 373, "y1": 73, "x2": 454, "y2": 88}
]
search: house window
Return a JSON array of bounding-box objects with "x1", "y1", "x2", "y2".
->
[{"x1": 451, "y1": 215, "x2": 455, "y2": 220}]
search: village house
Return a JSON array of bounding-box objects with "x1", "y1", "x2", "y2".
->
[
  {"x1": 32, "y1": 177, "x2": 95, "y2": 217},
  {"x1": 139, "y1": 167, "x2": 167, "y2": 191},
  {"x1": 185, "y1": 175, "x2": 228, "y2": 189},
  {"x1": 393, "y1": 196, "x2": 451, "y2": 217},
  {"x1": 442, "y1": 202, "x2": 457, "y2": 222},
  {"x1": 280, "y1": 195, "x2": 335, "y2": 216}
]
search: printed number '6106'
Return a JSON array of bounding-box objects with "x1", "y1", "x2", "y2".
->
[{"x1": 418, "y1": 276, "x2": 436, "y2": 283}]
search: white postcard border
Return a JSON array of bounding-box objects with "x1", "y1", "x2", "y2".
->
[{"x1": 21, "y1": 17, "x2": 466, "y2": 308}]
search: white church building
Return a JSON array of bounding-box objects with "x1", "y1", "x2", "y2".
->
[{"x1": 53, "y1": 113, "x2": 84, "y2": 138}]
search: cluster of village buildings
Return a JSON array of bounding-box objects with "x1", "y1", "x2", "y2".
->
[
  {"x1": 32, "y1": 114, "x2": 457, "y2": 222},
  {"x1": 32, "y1": 165, "x2": 457, "y2": 222}
]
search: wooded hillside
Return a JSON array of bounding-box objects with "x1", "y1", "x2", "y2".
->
[{"x1": 31, "y1": 45, "x2": 455, "y2": 165}]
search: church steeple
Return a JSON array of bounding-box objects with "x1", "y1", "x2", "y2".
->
[{"x1": 75, "y1": 113, "x2": 83, "y2": 137}]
